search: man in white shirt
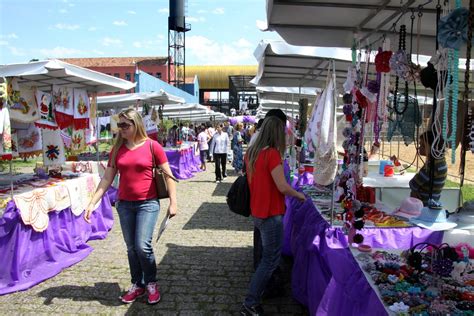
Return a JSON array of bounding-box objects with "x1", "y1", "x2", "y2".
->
[
  {"x1": 197, "y1": 126, "x2": 210, "y2": 171},
  {"x1": 211, "y1": 123, "x2": 229, "y2": 183}
]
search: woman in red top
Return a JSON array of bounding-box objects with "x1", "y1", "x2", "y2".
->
[
  {"x1": 240, "y1": 116, "x2": 305, "y2": 316},
  {"x1": 84, "y1": 108, "x2": 177, "y2": 305}
]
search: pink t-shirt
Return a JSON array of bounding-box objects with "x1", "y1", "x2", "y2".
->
[
  {"x1": 108, "y1": 139, "x2": 168, "y2": 201},
  {"x1": 197, "y1": 131, "x2": 209, "y2": 150}
]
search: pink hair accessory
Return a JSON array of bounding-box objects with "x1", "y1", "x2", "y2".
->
[{"x1": 358, "y1": 244, "x2": 372, "y2": 252}]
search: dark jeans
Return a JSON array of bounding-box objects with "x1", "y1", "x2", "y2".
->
[
  {"x1": 214, "y1": 153, "x2": 227, "y2": 180},
  {"x1": 116, "y1": 198, "x2": 160, "y2": 287},
  {"x1": 245, "y1": 215, "x2": 283, "y2": 307},
  {"x1": 199, "y1": 149, "x2": 208, "y2": 164}
]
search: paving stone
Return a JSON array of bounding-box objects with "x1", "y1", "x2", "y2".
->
[{"x1": 0, "y1": 162, "x2": 308, "y2": 315}]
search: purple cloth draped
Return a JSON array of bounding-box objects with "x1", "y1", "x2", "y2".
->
[
  {"x1": 358, "y1": 226, "x2": 443, "y2": 249},
  {"x1": 229, "y1": 115, "x2": 256, "y2": 125},
  {"x1": 165, "y1": 148, "x2": 202, "y2": 180},
  {"x1": 107, "y1": 186, "x2": 118, "y2": 205},
  {"x1": 285, "y1": 195, "x2": 388, "y2": 315},
  {"x1": 0, "y1": 192, "x2": 114, "y2": 295},
  {"x1": 291, "y1": 172, "x2": 314, "y2": 187}
]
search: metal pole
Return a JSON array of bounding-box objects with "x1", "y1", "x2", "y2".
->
[
  {"x1": 330, "y1": 60, "x2": 337, "y2": 226},
  {"x1": 96, "y1": 115, "x2": 100, "y2": 163},
  {"x1": 9, "y1": 159, "x2": 13, "y2": 200}
]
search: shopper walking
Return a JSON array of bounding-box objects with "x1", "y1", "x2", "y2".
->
[
  {"x1": 240, "y1": 116, "x2": 305, "y2": 316},
  {"x1": 84, "y1": 108, "x2": 177, "y2": 305},
  {"x1": 210, "y1": 123, "x2": 229, "y2": 183},
  {"x1": 197, "y1": 125, "x2": 209, "y2": 171},
  {"x1": 232, "y1": 122, "x2": 244, "y2": 174}
]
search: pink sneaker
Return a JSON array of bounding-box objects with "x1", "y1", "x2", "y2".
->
[
  {"x1": 146, "y1": 282, "x2": 161, "y2": 304},
  {"x1": 120, "y1": 284, "x2": 145, "y2": 303}
]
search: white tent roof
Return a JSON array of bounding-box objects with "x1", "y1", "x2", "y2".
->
[
  {"x1": 97, "y1": 90, "x2": 184, "y2": 109},
  {"x1": 265, "y1": 0, "x2": 470, "y2": 56},
  {"x1": 0, "y1": 59, "x2": 136, "y2": 93},
  {"x1": 251, "y1": 40, "x2": 473, "y2": 94},
  {"x1": 251, "y1": 40, "x2": 356, "y2": 89},
  {"x1": 257, "y1": 86, "x2": 319, "y2": 103},
  {"x1": 162, "y1": 103, "x2": 208, "y2": 113}
]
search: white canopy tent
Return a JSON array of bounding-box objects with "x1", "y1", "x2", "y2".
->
[
  {"x1": 257, "y1": 86, "x2": 320, "y2": 103},
  {"x1": 96, "y1": 90, "x2": 185, "y2": 110},
  {"x1": 264, "y1": 0, "x2": 470, "y2": 56},
  {"x1": 0, "y1": 59, "x2": 136, "y2": 93},
  {"x1": 251, "y1": 40, "x2": 472, "y2": 96},
  {"x1": 251, "y1": 40, "x2": 353, "y2": 89}
]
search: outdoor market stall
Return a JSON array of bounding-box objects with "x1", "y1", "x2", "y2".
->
[
  {"x1": 0, "y1": 59, "x2": 136, "y2": 295},
  {"x1": 257, "y1": 0, "x2": 473, "y2": 312}
]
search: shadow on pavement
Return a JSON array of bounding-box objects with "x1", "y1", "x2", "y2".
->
[
  {"x1": 37, "y1": 282, "x2": 123, "y2": 306},
  {"x1": 182, "y1": 202, "x2": 253, "y2": 231},
  {"x1": 154, "y1": 243, "x2": 308, "y2": 315},
  {"x1": 212, "y1": 181, "x2": 232, "y2": 196}
]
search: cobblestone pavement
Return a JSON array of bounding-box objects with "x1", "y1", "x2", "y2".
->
[{"x1": 0, "y1": 162, "x2": 308, "y2": 315}]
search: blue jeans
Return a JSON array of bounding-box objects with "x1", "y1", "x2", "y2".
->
[
  {"x1": 116, "y1": 199, "x2": 160, "y2": 287},
  {"x1": 244, "y1": 215, "x2": 283, "y2": 307}
]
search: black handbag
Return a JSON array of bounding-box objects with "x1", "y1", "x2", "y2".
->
[
  {"x1": 150, "y1": 142, "x2": 178, "y2": 199},
  {"x1": 226, "y1": 162, "x2": 250, "y2": 217}
]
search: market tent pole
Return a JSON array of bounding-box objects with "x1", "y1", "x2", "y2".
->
[
  {"x1": 9, "y1": 159, "x2": 13, "y2": 200},
  {"x1": 329, "y1": 60, "x2": 337, "y2": 226}
]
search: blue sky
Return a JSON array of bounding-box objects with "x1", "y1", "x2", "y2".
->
[{"x1": 0, "y1": 0, "x2": 283, "y2": 65}]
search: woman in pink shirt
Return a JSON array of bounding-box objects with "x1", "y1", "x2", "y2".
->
[{"x1": 84, "y1": 108, "x2": 177, "y2": 305}]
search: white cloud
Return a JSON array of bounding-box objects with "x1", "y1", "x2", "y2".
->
[
  {"x1": 59, "y1": 8, "x2": 68, "y2": 13},
  {"x1": 197, "y1": 9, "x2": 207, "y2": 14},
  {"x1": 235, "y1": 38, "x2": 252, "y2": 48},
  {"x1": 54, "y1": 23, "x2": 80, "y2": 30},
  {"x1": 39, "y1": 46, "x2": 83, "y2": 58},
  {"x1": 0, "y1": 40, "x2": 8, "y2": 46},
  {"x1": 9, "y1": 46, "x2": 26, "y2": 56},
  {"x1": 1, "y1": 33, "x2": 19, "y2": 39},
  {"x1": 88, "y1": 26, "x2": 97, "y2": 31},
  {"x1": 186, "y1": 35, "x2": 255, "y2": 65},
  {"x1": 256, "y1": 19, "x2": 267, "y2": 30},
  {"x1": 113, "y1": 20, "x2": 127, "y2": 26},
  {"x1": 127, "y1": 10, "x2": 136, "y2": 14},
  {"x1": 158, "y1": 8, "x2": 169, "y2": 14},
  {"x1": 102, "y1": 37, "x2": 123, "y2": 47},
  {"x1": 212, "y1": 8, "x2": 225, "y2": 14},
  {"x1": 187, "y1": 16, "x2": 206, "y2": 23},
  {"x1": 132, "y1": 35, "x2": 164, "y2": 49},
  {"x1": 92, "y1": 49, "x2": 105, "y2": 55}
]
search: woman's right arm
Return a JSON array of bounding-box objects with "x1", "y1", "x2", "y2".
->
[
  {"x1": 84, "y1": 166, "x2": 118, "y2": 223},
  {"x1": 270, "y1": 164, "x2": 305, "y2": 201}
]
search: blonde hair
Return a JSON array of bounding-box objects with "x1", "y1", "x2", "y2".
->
[
  {"x1": 247, "y1": 116, "x2": 286, "y2": 176},
  {"x1": 110, "y1": 108, "x2": 148, "y2": 168},
  {"x1": 235, "y1": 122, "x2": 243, "y2": 131}
]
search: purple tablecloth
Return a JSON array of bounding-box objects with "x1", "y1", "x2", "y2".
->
[
  {"x1": 286, "y1": 196, "x2": 388, "y2": 315},
  {"x1": 283, "y1": 172, "x2": 443, "y2": 255},
  {"x1": 0, "y1": 191, "x2": 114, "y2": 295},
  {"x1": 165, "y1": 147, "x2": 202, "y2": 180}
]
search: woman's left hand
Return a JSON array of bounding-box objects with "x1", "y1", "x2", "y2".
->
[{"x1": 168, "y1": 202, "x2": 177, "y2": 218}]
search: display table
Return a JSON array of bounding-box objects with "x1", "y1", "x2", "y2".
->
[
  {"x1": 0, "y1": 174, "x2": 115, "y2": 295},
  {"x1": 283, "y1": 184, "x2": 444, "y2": 256},
  {"x1": 286, "y1": 197, "x2": 388, "y2": 315},
  {"x1": 164, "y1": 143, "x2": 202, "y2": 180},
  {"x1": 352, "y1": 248, "x2": 474, "y2": 315}
]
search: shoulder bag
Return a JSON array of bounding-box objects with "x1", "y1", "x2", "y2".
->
[{"x1": 150, "y1": 141, "x2": 179, "y2": 199}]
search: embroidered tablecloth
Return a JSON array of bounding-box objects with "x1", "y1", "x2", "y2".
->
[{"x1": 0, "y1": 174, "x2": 100, "y2": 232}]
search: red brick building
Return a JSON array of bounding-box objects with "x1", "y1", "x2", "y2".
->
[{"x1": 61, "y1": 56, "x2": 169, "y2": 93}]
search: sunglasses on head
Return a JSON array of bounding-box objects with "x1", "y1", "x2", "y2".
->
[{"x1": 117, "y1": 122, "x2": 133, "y2": 129}]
